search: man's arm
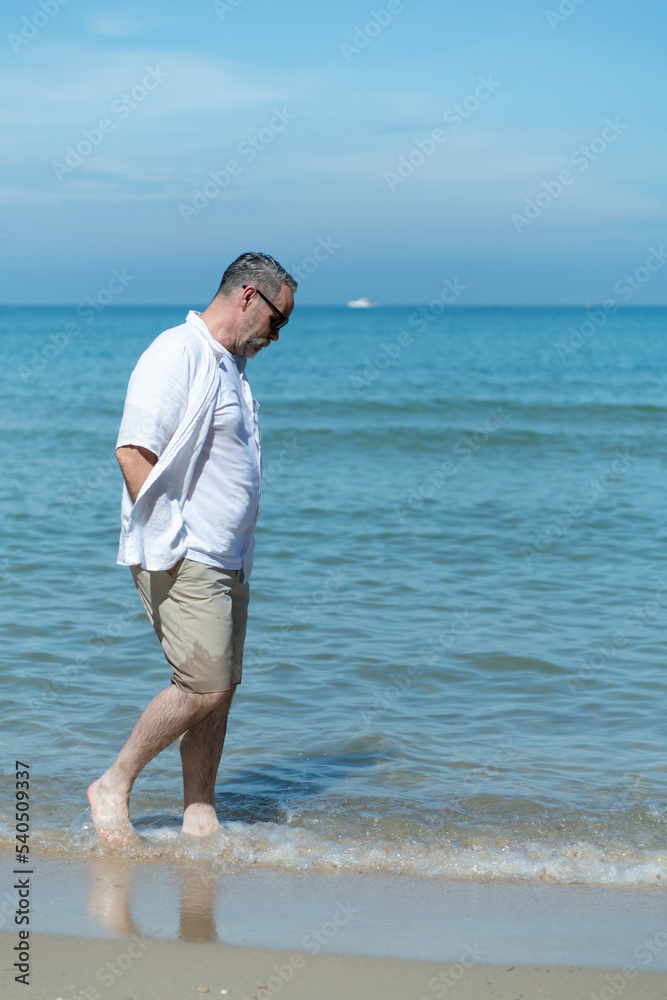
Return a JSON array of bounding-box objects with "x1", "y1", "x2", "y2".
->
[{"x1": 116, "y1": 445, "x2": 158, "y2": 504}]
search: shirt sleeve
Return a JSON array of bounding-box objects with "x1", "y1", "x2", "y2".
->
[{"x1": 116, "y1": 334, "x2": 192, "y2": 458}]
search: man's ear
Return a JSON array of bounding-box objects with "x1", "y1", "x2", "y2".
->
[{"x1": 240, "y1": 286, "x2": 255, "y2": 311}]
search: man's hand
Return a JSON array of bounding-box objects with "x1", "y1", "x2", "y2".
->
[{"x1": 116, "y1": 445, "x2": 158, "y2": 504}]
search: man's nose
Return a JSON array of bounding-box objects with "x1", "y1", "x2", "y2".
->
[{"x1": 269, "y1": 328, "x2": 280, "y2": 341}]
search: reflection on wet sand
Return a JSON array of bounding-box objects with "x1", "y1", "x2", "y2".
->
[
  {"x1": 178, "y1": 870, "x2": 217, "y2": 943},
  {"x1": 87, "y1": 859, "x2": 218, "y2": 944}
]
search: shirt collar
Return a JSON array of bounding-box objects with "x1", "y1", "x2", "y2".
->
[{"x1": 186, "y1": 310, "x2": 247, "y2": 373}]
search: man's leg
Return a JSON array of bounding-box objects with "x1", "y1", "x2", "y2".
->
[
  {"x1": 178, "y1": 564, "x2": 248, "y2": 836},
  {"x1": 180, "y1": 685, "x2": 235, "y2": 836},
  {"x1": 87, "y1": 685, "x2": 229, "y2": 845}
]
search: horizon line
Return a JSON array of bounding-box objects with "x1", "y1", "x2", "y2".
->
[{"x1": 2, "y1": 303, "x2": 667, "y2": 310}]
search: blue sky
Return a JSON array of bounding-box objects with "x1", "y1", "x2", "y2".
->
[{"x1": 1, "y1": 0, "x2": 666, "y2": 304}]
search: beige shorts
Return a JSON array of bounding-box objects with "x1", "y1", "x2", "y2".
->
[{"x1": 130, "y1": 557, "x2": 250, "y2": 694}]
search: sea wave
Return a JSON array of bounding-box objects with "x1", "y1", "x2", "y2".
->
[{"x1": 5, "y1": 817, "x2": 666, "y2": 886}]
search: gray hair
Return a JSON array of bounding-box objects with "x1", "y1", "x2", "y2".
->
[{"x1": 216, "y1": 252, "x2": 298, "y2": 299}]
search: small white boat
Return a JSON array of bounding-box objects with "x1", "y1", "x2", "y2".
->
[{"x1": 347, "y1": 297, "x2": 379, "y2": 308}]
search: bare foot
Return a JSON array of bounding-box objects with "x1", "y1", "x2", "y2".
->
[
  {"x1": 182, "y1": 803, "x2": 220, "y2": 838},
  {"x1": 87, "y1": 777, "x2": 141, "y2": 846}
]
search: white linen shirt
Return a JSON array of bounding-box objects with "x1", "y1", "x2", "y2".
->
[
  {"x1": 116, "y1": 310, "x2": 261, "y2": 576},
  {"x1": 181, "y1": 327, "x2": 261, "y2": 571}
]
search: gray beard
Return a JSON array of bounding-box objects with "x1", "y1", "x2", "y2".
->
[{"x1": 239, "y1": 336, "x2": 270, "y2": 358}]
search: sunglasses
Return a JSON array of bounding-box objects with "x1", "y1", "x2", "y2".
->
[{"x1": 242, "y1": 284, "x2": 289, "y2": 331}]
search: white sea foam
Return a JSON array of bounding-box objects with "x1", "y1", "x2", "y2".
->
[{"x1": 13, "y1": 817, "x2": 666, "y2": 886}]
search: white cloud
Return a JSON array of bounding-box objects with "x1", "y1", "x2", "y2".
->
[{"x1": 0, "y1": 41, "x2": 286, "y2": 149}]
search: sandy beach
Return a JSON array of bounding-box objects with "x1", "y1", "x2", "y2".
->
[
  {"x1": 7, "y1": 933, "x2": 667, "y2": 1000},
  {"x1": 3, "y1": 855, "x2": 667, "y2": 998}
]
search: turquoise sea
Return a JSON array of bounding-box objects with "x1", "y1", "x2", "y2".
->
[{"x1": 2, "y1": 304, "x2": 667, "y2": 884}]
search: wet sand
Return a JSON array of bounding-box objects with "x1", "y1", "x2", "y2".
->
[{"x1": 3, "y1": 855, "x2": 667, "y2": 998}]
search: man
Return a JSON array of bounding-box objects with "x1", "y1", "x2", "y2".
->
[{"x1": 87, "y1": 252, "x2": 297, "y2": 845}]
